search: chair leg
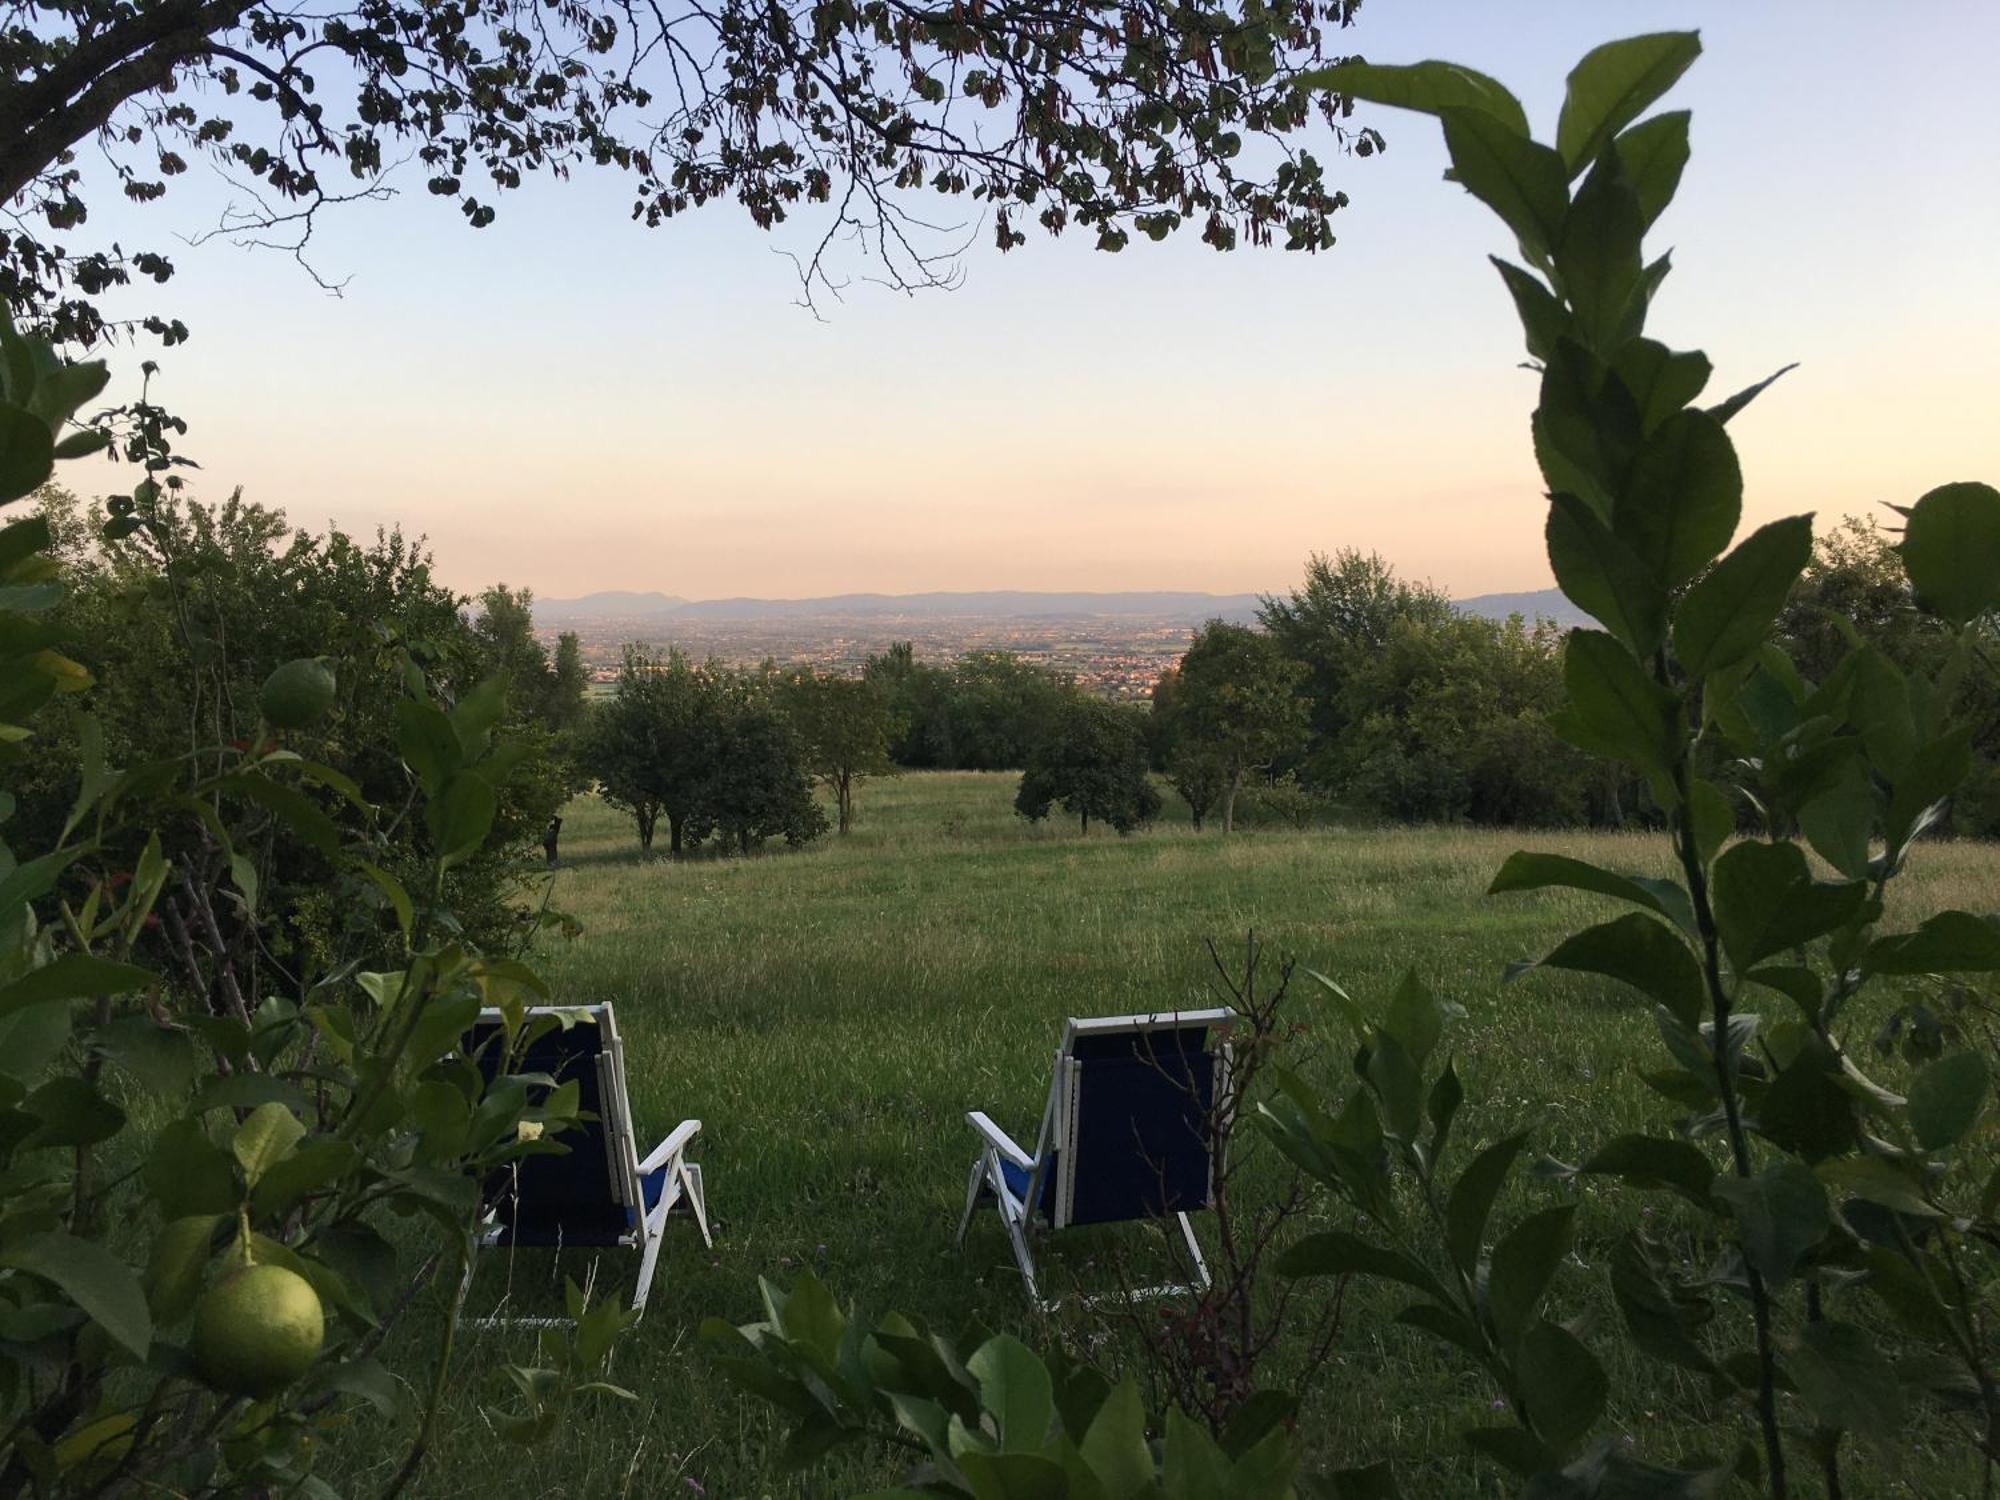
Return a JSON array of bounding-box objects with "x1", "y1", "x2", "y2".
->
[
  {"x1": 681, "y1": 1160, "x2": 714, "y2": 1248},
  {"x1": 955, "y1": 1154, "x2": 986, "y2": 1247},
  {"x1": 1002, "y1": 1201, "x2": 1040, "y2": 1307},
  {"x1": 1176, "y1": 1212, "x2": 1211, "y2": 1292},
  {"x1": 633, "y1": 1216, "x2": 666, "y2": 1318}
]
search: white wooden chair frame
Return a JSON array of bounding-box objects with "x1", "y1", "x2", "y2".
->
[
  {"x1": 467, "y1": 1003, "x2": 711, "y2": 1326},
  {"x1": 956, "y1": 1009, "x2": 1235, "y2": 1308}
]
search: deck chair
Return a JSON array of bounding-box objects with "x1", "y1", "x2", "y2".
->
[
  {"x1": 956, "y1": 1009, "x2": 1235, "y2": 1306},
  {"x1": 465, "y1": 1003, "x2": 710, "y2": 1322}
]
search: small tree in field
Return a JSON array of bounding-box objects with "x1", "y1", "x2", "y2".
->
[
  {"x1": 783, "y1": 671, "x2": 893, "y2": 834},
  {"x1": 581, "y1": 646, "x2": 720, "y2": 854},
  {"x1": 705, "y1": 699, "x2": 829, "y2": 854},
  {"x1": 1174, "y1": 621, "x2": 1309, "y2": 833},
  {"x1": 1015, "y1": 697, "x2": 1161, "y2": 835}
]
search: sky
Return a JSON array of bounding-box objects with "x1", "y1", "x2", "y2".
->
[{"x1": 69, "y1": 1, "x2": 2000, "y2": 602}]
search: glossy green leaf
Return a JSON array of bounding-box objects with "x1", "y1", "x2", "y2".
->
[
  {"x1": 1615, "y1": 110, "x2": 1691, "y2": 230},
  {"x1": 0, "y1": 953, "x2": 155, "y2": 1019},
  {"x1": 1513, "y1": 912, "x2": 1704, "y2": 1029},
  {"x1": 1906, "y1": 1051, "x2": 1988, "y2": 1151},
  {"x1": 1710, "y1": 1160, "x2": 1829, "y2": 1285},
  {"x1": 1515, "y1": 1319, "x2": 1607, "y2": 1453},
  {"x1": 1787, "y1": 1319, "x2": 1905, "y2": 1451},
  {"x1": 0, "y1": 403, "x2": 55, "y2": 503},
  {"x1": 967, "y1": 1335, "x2": 1054, "y2": 1451},
  {"x1": 1673, "y1": 515, "x2": 1814, "y2": 679},
  {"x1": 147, "y1": 1214, "x2": 222, "y2": 1323},
  {"x1": 1614, "y1": 408, "x2": 1742, "y2": 589},
  {"x1": 1710, "y1": 840, "x2": 1870, "y2": 970},
  {"x1": 1491, "y1": 258, "x2": 1567, "y2": 361},
  {"x1": 1579, "y1": 1134, "x2": 1716, "y2": 1206},
  {"x1": 1486, "y1": 1205, "x2": 1575, "y2": 1342},
  {"x1": 395, "y1": 697, "x2": 460, "y2": 794},
  {"x1": 1551, "y1": 629, "x2": 1681, "y2": 775},
  {"x1": 1439, "y1": 108, "x2": 1568, "y2": 262},
  {"x1": 1384, "y1": 971, "x2": 1444, "y2": 1069},
  {"x1": 1817, "y1": 1156, "x2": 1939, "y2": 1219},
  {"x1": 1079, "y1": 1377, "x2": 1153, "y2": 1497},
  {"x1": 429, "y1": 771, "x2": 499, "y2": 870},
  {"x1": 231, "y1": 1101, "x2": 305, "y2": 1187},
  {"x1": 1278, "y1": 1230, "x2": 1452, "y2": 1306},
  {"x1": 1445, "y1": 1132, "x2": 1528, "y2": 1274},
  {"x1": 1864, "y1": 911, "x2": 2000, "y2": 976},
  {"x1": 1544, "y1": 494, "x2": 1666, "y2": 656},
  {"x1": 1554, "y1": 154, "x2": 1645, "y2": 352},
  {"x1": 1707, "y1": 363, "x2": 1797, "y2": 425},
  {"x1": 144, "y1": 1117, "x2": 240, "y2": 1216},
  {"x1": 1899, "y1": 480, "x2": 2000, "y2": 625},
  {"x1": 23, "y1": 1076, "x2": 125, "y2": 1145},
  {"x1": 3, "y1": 1232, "x2": 150, "y2": 1357},
  {"x1": 1299, "y1": 60, "x2": 1529, "y2": 136},
  {"x1": 1612, "y1": 338, "x2": 1711, "y2": 437},
  {"x1": 1488, "y1": 850, "x2": 1694, "y2": 933},
  {"x1": 1555, "y1": 31, "x2": 1703, "y2": 175}
]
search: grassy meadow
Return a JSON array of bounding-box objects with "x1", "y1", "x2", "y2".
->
[{"x1": 327, "y1": 772, "x2": 2000, "y2": 1497}]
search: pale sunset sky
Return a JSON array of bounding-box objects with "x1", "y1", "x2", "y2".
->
[{"x1": 75, "y1": 1, "x2": 2000, "y2": 602}]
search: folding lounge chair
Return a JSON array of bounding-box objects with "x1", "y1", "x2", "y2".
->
[
  {"x1": 956, "y1": 1009, "x2": 1235, "y2": 1306},
  {"x1": 465, "y1": 1003, "x2": 711, "y2": 1321}
]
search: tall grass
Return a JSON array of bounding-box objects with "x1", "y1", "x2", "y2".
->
[{"x1": 320, "y1": 773, "x2": 1997, "y2": 1497}]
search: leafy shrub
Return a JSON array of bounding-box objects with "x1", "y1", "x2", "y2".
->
[{"x1": 0, "y1": 319, "x2": 627, "y2": 1495}]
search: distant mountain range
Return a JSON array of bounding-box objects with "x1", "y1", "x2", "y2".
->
[
  {"x1": 533, "y1": 586, "x2": 1586, "y2": 628},
  {"x1": 534, "y1": 589, "x2": 1265, "y2": 623},
  {"x1": 1454, "y1": 589, "x2": 1589, "y2": 627}
]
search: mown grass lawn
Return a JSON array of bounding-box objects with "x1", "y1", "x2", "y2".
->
[{"x1": 325, "y1": 772, "x2": 1999, "y2": 1497}]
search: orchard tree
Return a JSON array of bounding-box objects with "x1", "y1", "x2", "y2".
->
[
  {"x1": 1014, "y1": 696, "x2": 1161, "y2": 835},
  {"x1": 2, "y1": 0, "x2": 1380, "y2": 344},
  {"x1": 1175, "y1": 620, "x2": 1308, "y2": 833},
  {"x1": 782, "y1": 670, "x2": 893, "y2": 834},
  {"x1": 1258, "y1": 549, "x2": 1453, "y2": 774},
  {"x1": 581, "y1": 645, "x2": 720, "y2": 854},
  {"x1": 1149, "y1": 662, "x2": 1227, "y2": 829},
  {"x1": 705, "y1": 699, "x2": 829, "y2": 853}
]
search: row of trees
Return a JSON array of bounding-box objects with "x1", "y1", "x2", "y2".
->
[
  {"x1": 571, "y1": 523, "x2": 2000, "y2": 848},
  {"x1": 582, "y1": 650, "x2": 896, "y2": 854}
]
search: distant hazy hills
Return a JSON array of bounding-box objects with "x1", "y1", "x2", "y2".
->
[
  {"x1": 534, "y1": 589, "x2": 1265, "y2": 623},
  {"x1": 533, "y1": 586, "x2": 1586, "y2": 628},
  {"x1": 1453, "y1": 589, "x2": 1589, "y2": 627}
]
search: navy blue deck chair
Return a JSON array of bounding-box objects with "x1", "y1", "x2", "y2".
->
[
  {"x1": 465, "y1": 1003, "x2": 710, "y2": 1321},
  {"x1": 956, "y1": 1009, "x2": 1235, "y2": 1306}
]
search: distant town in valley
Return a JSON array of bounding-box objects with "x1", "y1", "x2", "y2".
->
[{"x1": 532, "y1": 587, "x2": 1586, "y2": 699}]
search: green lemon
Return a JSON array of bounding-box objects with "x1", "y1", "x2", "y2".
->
[
  {"x1": 190, "y1": 1263, "x2": 325, "y2": 1399},
  {"x1": 258, "y1": 658, "x2": 337, "y2": 730}
]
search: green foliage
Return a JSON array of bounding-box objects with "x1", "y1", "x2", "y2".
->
[
  {"x1": 702, "y1": 1273, "x2": 1302, "y2": 1497},
  {"x1": 580, "y1": 646, "x2": 827, "y2": 855},
  {"x1": 0, "y1": 317, "x2": 626, "y2": 1495},
  {"x1": 1014, "y1": 697, "x2": 1161, "y2": 834},
  {"x1": 1170, "y1": 622, "x2": 1309, "y2": 833},
  {"x1": 782, "y1": 670, "x2": 895, "y2": 834},
  {"x1": 1322, "y1": 27, "x2": 2000, "y2": 1498},
  {"x1": 865, "y1": 643, "x2": 1080, "y2": 772},
  {"x1": 6, "y1": 0, "x2": 1374, "y2": 348}
]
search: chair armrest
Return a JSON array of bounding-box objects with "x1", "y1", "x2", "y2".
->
[
  {"x1": 637, "y1": 1118, "x2": 701, "y2": 1174},
  {"x1": 966, "y1": 1110, "x2": 1034, "y2": 1169}
]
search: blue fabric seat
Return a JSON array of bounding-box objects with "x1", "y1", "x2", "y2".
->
[
  {"x1": 463, "y1": 1003, "x2": 712, "y2": 1319},
  {"x1": 957, "y1": 1010, "x2": 1234, "y2": 1306}
]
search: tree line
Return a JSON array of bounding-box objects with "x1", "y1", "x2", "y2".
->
[
  {"x1": 582, "y1": 649, "x2": 894, "y2": 854},
  {"x1": 807, "y1": 530, "x2": 2000, "y2": 839}
]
